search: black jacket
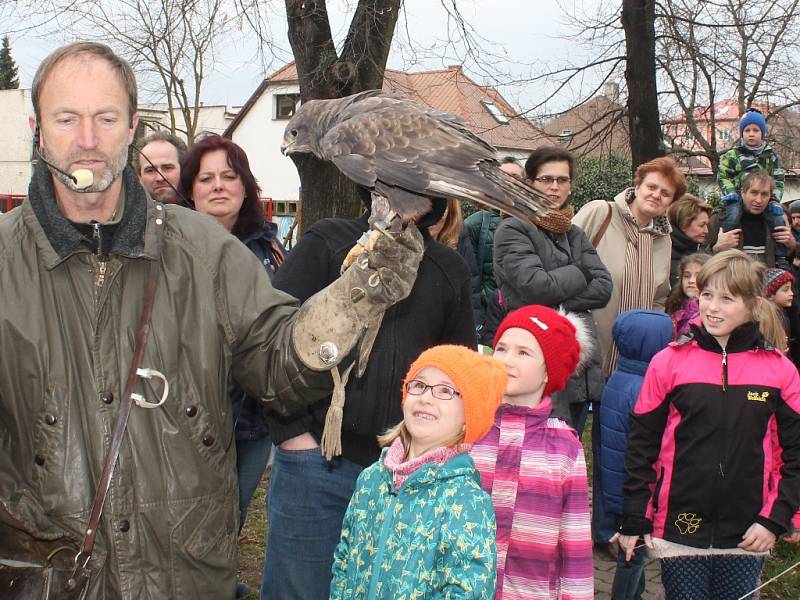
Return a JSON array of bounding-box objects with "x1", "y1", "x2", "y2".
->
[
  {"x1": 622, "y1": 322, "x2": 800, "y2": 547},
  {"x1": 493, "y1": 217, "x2": 612, "y2": 417},
  {"x1": 669, "y1": 227, "x2": 708, "y2": 286},
  {"x1": 268, "y1": 213, "x2": 476, "y2": 466}
]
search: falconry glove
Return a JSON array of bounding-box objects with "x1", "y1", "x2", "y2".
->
[{"x1": 292, "y1": 222, "x2": 423, "y2": 459}]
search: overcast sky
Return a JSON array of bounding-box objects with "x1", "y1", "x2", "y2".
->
[{"x1": 8, "y1": 0, "x2": 611, "y2": 116}]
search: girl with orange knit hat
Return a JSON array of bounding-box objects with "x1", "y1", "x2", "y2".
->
[
  {"x1": 330, "y1": 345, "x2": 508, "y2": 599},
  {"x1": 471, "y1": 305, "x2": 594, "y2": 599}
]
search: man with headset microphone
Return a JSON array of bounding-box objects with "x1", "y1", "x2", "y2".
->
[{"x1": 0, "y1": 42, "x2": 423, "y2": 599}]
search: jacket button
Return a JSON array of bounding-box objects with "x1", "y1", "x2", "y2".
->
[
  {"x1": 202, "y1": 434, "x2": 215, "y2": 447},
  {"x1": 44, "y1": 414, "x2": 58, "y2": 426},
  {"x1": 185, "y1": 405, "x2": 197, "y2": 418},
  {"x1": 100, "y1": 391, "x2": 114, "y2": 404},
  {"x1": 34, "y1": 454, "x2": 45, "y2": 466},
  {"x1": 119, "y1": 519, "x2": 130, "y2": 533}
]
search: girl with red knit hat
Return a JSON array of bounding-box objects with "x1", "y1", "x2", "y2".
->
[
  {"x1": 330, "y1": 345, "x2": 508, "y2": 599},
  {"x1": 471, "y1": 305, "x2": 594, "y2": 599}
]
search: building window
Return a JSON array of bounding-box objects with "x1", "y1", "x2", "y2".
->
[
  {"x1": 718, "y1": 128, "x2": 730, "y2": 142},
  {"x1": 272, "y1": 200, "x2": 299, "y2": 215},
  {"x1": 558, "y1": 129, "x2": 573, "y2": 143},
  {"x1": 275, "y1": 94, "x2": 300, "y2": 120},
  {"x1": 481, "y1": 101, "x2": 509, "y2": 124}
]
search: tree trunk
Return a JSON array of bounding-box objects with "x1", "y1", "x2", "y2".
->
[
  {"x1": 621, "y1": 0, "x2": 664, "y2": 170},
  {"x1": 286, "y1": 0, "x2": 401, "y2": 231}
]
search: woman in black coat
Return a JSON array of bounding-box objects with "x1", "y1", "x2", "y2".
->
[
  {"x1": 493, "y1": 146, "x2": 612, "y2": 434},
  {"x1": 667, "y1": 194, "x2": 712, "y2": 285}
]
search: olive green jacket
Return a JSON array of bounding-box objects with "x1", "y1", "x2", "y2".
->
[{"x1": 0, "y1": 163, "x2": 330, "y2": 599}]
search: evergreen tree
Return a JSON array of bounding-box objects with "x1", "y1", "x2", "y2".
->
[{"x1": 0, "y1": 36, "x2": 20, "y2": 90}]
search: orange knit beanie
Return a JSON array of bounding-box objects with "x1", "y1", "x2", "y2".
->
[{"x1": 402, "y1": 345, "x2": 507, "y2": 444}]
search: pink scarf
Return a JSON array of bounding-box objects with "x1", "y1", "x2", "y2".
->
[{"x1": 383, "y1": 438, "x2": 467, "y2": 490}]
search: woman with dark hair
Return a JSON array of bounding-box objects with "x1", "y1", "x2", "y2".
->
[
  {"x1": 180, "y1": 134, "x2": 285, "y2": 596},
  {"x1": 667, "y1": 194, "x2": 712, "y2": 284},
  {"x1": 493, "y1": 145, "x2": 611, "y2": 433}
]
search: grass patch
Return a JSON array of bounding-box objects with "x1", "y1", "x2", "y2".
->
[{"x1": 237, "y1": 468, "x2": 270, "y2": 600}]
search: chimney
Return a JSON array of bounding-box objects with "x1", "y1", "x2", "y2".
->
[{"x1": 603, "y1": 81, "x2": 619, "y2": 102}]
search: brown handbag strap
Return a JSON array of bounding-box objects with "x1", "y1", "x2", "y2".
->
[
  {"x1": 71, "y1": 206, "x2": 164, "y2": 576},
  {"x1": 591, "y1": 201, "x2": 614, "y2": 247}
]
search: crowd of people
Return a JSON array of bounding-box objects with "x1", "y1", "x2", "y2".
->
[{"x1": 2, "y1": 41, "x2": 800, "y2": 600}]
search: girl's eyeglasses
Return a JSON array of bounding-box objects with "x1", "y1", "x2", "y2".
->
[{"x1": 405, "y1": 380, "x2": 461, "y2": 400}]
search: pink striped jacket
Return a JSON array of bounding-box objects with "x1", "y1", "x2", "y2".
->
[{"x1": 471, "y1": 399, "x2": 593, "y2": 600}]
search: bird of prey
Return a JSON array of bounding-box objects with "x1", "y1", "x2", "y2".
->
[
  {"x1": 281, "y1": 90, "x2": 561, "y2": 382},
  {"x1": 280, "y1": 90, "x2": 555, "y2": 230}
]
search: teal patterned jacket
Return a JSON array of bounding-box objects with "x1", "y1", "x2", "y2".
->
[
  {"x1": 330, "y1": 450, "x2": 497, "y2": 599},
  {"x1": 717, "y1": 140, "x2": 785, "y2": 201}
]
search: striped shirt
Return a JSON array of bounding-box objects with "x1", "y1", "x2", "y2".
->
[{"x1": 471, "y1": 399, "x2": 593, "y2": 600}]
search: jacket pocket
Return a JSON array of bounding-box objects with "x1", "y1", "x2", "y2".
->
[{"x1": 170, "y1": 496, "x2": 238, "y2": 597}]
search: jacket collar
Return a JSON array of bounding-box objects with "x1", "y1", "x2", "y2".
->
[
  {"x1": 497, "y1": 396, "x2": 552, "y2": 427},
  {"x1": 671, "y1": 226, "x2": 701, "y2": 255},
  {"x1": 24, "y1": 160, "x2": 161, "y2": 269},
  {"x1": 687, "y1": 320, "x2": 769, "y2": 354}
]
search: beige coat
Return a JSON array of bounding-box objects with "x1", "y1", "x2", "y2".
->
[{"x1": 572, "y1": 190, "x2": 672, "y2": 375}]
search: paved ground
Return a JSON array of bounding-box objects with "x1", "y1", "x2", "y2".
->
[{"x1": 593, "y1": 545, "x2": 662, "y2": 599}]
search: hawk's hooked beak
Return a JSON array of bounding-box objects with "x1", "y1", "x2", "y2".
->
[{"x1": 280, "y1": 143, "x2": 288, "y2": 156}]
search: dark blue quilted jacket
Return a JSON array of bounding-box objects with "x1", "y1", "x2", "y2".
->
[{"x1": 598, "y1": 310, "x2": 672, "y2": 515}]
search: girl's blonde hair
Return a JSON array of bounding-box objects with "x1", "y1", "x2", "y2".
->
[
  {"x1": 377, "y1": 421, "x2": 465, "y2": 456},
  {"x1": 431, "y1": 199, "x2": 464, "y2": 249},
  {"x1": 665, "y1": 253, "x2": 710, "y2": 314},
  {"x1": 696, "y1": 249, "x2": 786, "y2": 348}
]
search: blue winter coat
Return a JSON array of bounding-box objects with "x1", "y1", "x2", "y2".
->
[{"x1": 598, "y1": 310, "x2": 672, "y2": 515}]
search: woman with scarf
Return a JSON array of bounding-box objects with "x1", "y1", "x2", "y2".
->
[
  {"x1": 493, "y1": 146, "x2": 611, "y2": 435},
  {"x1": 572, "y1": 156, "x2": 686, "y2": 560}
]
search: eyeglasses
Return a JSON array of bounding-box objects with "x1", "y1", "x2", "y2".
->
[
  {"x1": 534, "y1": 176, "x2": 571, "y2": 186},
  {"x1": 405, "y1": 379, "x2": 461, "y2": 400}
]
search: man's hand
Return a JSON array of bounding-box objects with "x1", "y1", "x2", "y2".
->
[
  {"x1": 714, "y1": 228, "x2": 741, "y2": 252},
  {"x1": 738, "y1": 523, "x2": 777, "y2": 553},
  {"x1": 610, "y1": 532, "x2": 652, "y2": 562},
  {"x1": 773, "y1": 225, "x2": 797, "y2": 253}
]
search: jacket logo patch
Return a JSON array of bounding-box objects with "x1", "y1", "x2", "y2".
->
[
  {"x1": 747, "y1": 391, "x2": 769, "y2": 403},
  {"x1": 675, "y1": 513, "x2": 702, "y2": 535}
]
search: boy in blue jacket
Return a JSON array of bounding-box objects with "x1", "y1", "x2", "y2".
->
[{"x1": 597, "y1": 310, "x2": 673, "y2": 600}]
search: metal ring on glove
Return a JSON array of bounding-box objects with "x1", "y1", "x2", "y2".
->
[
  {"x1": 368, "y1": 273, "x2": 381, "y2": 288},
  {"x1": 132, "y1": 368, "x2": 170, "y2": 408}
]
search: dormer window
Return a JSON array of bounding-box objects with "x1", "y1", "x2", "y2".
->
[{"x1": 481, "y1": 101, "x2": 509, "y2": 124}]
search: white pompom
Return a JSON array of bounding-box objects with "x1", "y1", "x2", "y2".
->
[{"x1": 557, "y1": 306, "x2": 594, "y2": 371}]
